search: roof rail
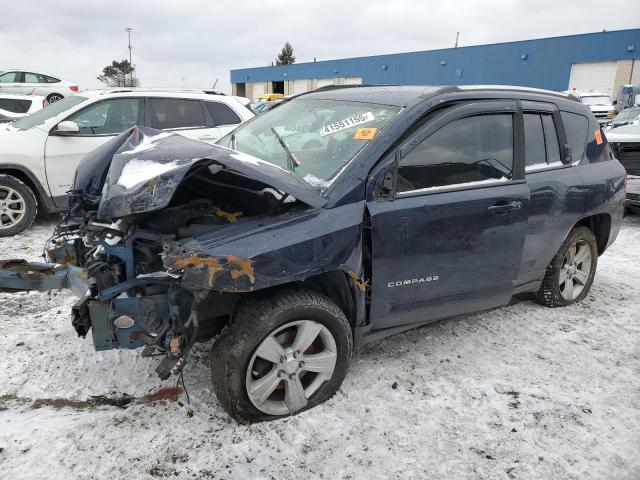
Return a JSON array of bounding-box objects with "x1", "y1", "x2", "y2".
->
[{"x1": 98, "y1": 87, "x2": 226, "y2": 95}]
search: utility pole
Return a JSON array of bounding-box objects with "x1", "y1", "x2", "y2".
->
[
  {"x1": 454, "y1": 32, "x2": 460, "y2": 48},
  {"x1": 125, "y1": 27, "x2": 133, "y2": 86}
]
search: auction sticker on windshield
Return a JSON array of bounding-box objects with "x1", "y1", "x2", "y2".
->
[{"x1": 320, "y1": 112, "x2": 374, "y2": 137}]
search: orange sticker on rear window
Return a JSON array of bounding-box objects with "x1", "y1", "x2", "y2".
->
[
  {"x1": 594, "y1": 129, "x2": 603, "y2": 145},
  {"x1": 353, "y1": 127, "x2": 377, "y2": 140}
]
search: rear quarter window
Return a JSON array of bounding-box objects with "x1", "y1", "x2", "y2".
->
[{"x1": 560, "y1": 111, "x2": 588, "y2": 162}]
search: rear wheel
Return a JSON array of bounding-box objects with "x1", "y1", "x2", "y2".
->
[
  {"x1": 534, "y1": 225, "x2": 597, "y2": 307},
  {"x1": 0, "y1": 175, "x2": 37, "y2": 237},
  {"x1": 46, "y1": 93, "x2": 64, "y2": 103},
  {"x1": 210, "y1": 289, "x2": 352, "y2": 423}
]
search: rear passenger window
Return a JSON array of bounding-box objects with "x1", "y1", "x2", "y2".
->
[
  {"x1": 204, "y1": 101, "x2": 241, "y2": 126},
  {"x1": 524, "y1": 113, "x2": 562, "y2": 169},
  {"x1": 541, "y1": 115, "x2": 561, "y2": 164},
  {"x1": 149, "y1": 98, "x2": 206, "y2": 130},
  {"x1": 397, "y1": 114, "x2": 513, "y2": 192},
  {"x1": 560, "y1": 111, "x2": 588, "y2": 162},
  {"x1": 524, "y1": 114, "x2": 545, "y2": 167},
  {"x1": 24, "y1": 72, "x2": 46, "y2": 83}
]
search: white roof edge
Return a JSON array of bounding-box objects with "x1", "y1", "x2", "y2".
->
[{"x1": 458, "y1": 84, "x2": 572, "y2": 97}]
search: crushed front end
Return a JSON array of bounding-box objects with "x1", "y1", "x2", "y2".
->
[{"x1": 0, "y1": 127, "x2": 335, "y2": 380}]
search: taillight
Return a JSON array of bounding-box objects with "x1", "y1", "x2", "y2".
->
[
  {"x1": 42, "y1": 99, "x2": 49, "y2": 108},
  {"x1": 69, "y1": 85, "x2": 78, "y2": 92}
]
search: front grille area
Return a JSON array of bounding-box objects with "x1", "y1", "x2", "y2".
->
[
  {"x1": 611, "y1": 142, "x2": 640, "y2": 176},
  {"x1": 627, "y1": 192, "x2": 640, "y2": 202}
]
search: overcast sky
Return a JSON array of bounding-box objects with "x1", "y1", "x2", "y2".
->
[{"x1": 2, "y1": 0, "x2": 638, "y2": 94}]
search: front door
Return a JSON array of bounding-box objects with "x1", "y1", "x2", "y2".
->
[
  {"x1": 44, "y1": 97, "x2": 144, "y2": 199},
  {"x1": 0, "y1": 71, "x2": 22, "y2": 94},
  {"x1": 368, "y1": 101, "x2": 529, "y2": 330}
]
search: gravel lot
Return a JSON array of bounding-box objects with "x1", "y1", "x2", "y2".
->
[{"x1": 1, "y1": 214, "x2": 639, "y2": 480}]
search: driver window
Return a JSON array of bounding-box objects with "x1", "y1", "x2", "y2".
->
[
  {"x1": 397, "y1": 114, "x2": 514, "y2": 193},
  {"x1": 66, "y1": 98, "x2": 142, "y2": 135},
  {"x1": 0, "y1": 72, "x2": 20, "y2": 83}
]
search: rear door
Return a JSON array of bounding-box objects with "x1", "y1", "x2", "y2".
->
[
  {"x1": 44, "y1": 97, "x2": 144, "y2": 199},
  {"x1": 21, "y1": 72, "x2": 47, "y2": 95},
  {"x1": 516, "y1": 102, "x2": 584, "y2": 288},
  {"x1": 201, "y1": 100, "x2": 244, "y2": 142},
  {"x1": 147, "y1": 97, "x2": 219, "y2": 143},
  {"x1": 367, "y1": 101, "x2": 530, "y2": 329}
]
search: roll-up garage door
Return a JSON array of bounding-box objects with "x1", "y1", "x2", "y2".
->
[{"x1": 568, "y1": 61, "x2": 617, "y2": 95}]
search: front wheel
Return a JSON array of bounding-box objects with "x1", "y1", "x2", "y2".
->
[
  {"x1": 0, "y1": 175, "x2": 38, "y2": 237},
  {"x1": 210, "y1": 289, "x2": 353, "y2": 423},
  {"x1": 534, "y1": 225, "x2": 598, "y2": 307}
]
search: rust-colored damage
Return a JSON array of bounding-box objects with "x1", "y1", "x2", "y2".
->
[
  {"x1": 167, "y1": 254, "x2": 255, "y2": 288},
  {"x1": 227, "y1": 255, "x2": 255, "y2": 284},
  {"x1": 347, "y1": 271, "x2": 368, "y2": 292},
  {"x1": 168, "y1": 255, "x2": 225, "y2": 286}
]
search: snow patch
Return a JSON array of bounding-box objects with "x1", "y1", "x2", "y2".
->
[
  {"x1": 123, "y1": 132, "x2": 173, "y2": 155},
  {"x1": 303, "y1": 173, "x2": 330, "y2": 189},
  {"x1": 525, "y1": 161, "x2": 564, "y2": 172},
  {"x1": 116, "y1": 159, "x2": 182, "y2": 189}
]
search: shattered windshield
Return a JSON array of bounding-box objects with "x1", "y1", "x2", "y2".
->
[{"x1": 219, "y1": 98, "x2": 400, "y2": 189}]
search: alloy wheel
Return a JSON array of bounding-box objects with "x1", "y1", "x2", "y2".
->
[
  {"x1": 245, "y1": 320, "x2": 337, "y2": 415},
  {"x1": 0, "y1": 186, "x2": 26, "y2": 229},
  {"x1": 559, "y1": 239, "x2": 592, "y2": 301}
]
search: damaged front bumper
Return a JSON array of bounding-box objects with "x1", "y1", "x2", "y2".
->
[{"x1": 0, "y1": 258, "x2": 171, "y2": 353}]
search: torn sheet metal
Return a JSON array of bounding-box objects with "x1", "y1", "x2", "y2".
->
[
  {"x1": 0, "y1": 260, "x2": 91, "y2": 298},
  {"x1": 163, "y1": 201, "x2": 366, "y2": 292}
]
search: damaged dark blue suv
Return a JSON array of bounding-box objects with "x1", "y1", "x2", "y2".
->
[{"x1": 0, "y1": 85, "x2": 626, "y2": 422}]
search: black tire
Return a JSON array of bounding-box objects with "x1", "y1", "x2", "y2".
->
[
  {"x1": 534, "y1": 225, "x2": 598, "y2": 307},
  {"x1": 0, "y1": 175, "x2": 38, "y2": 237},
  {"x1": 46, "y1": 93, "x2": 64, "y2": 103},
  {"x1": 210, "y1": 288, "x2": 353, "y2": 423}
]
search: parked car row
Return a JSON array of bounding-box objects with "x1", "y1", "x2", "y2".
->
[{"x1": 0, "y1": 89, "x2": 253, "y2": 235}]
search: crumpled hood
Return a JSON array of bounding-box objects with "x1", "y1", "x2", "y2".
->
[{"x1": 72, "y1": 127, "x2": 327, "y2": 220}]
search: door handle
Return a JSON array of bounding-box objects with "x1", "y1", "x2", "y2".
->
[{"x1": 487, "y1": 201, "x2": 522, "y2": 213}]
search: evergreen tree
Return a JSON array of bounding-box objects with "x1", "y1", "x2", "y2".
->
[
  {"x1": 97, "y1": 59, "x2": 140, "y2": 87},
  {"x1": 276, "y1": 42, "x2": 296, "y2": 66}
]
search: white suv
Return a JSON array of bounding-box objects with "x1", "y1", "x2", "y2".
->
[
  {"x1": 0, "y1": 70, "x2": 78, "y2": 103},
  {"x1": 0, "y1": 89, "x2": 254, "y2": 236}
]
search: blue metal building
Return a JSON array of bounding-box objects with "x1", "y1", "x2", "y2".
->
[{"x1": 231, "y1": 29, "x2": 639, "y2": 100}]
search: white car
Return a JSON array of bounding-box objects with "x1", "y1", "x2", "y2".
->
[
  {"x1": 0, "y1": 69, "x2": 78, "y2": 103},
  {"x1": 0, "y1": 89, "x2": 254, "y2": 235},
  {"x1": 570, "y1": 91, "x2": 616, "y2": 125},
  {"x1": 606, "y1": 124, "x2": 640, "y2": 212},
  {"x1": 0, "y1": 94, "x2": 48, "y2": 124}
]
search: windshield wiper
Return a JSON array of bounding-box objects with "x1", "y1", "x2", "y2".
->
[{"x1": 270, "y1": 127, "x2": 301, "y2": 172}]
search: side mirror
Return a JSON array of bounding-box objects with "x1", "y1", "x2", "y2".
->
[
  {"x1": 54, "y1": 120, "x2": 79, "y2": 134},
  {"x1": 612, "y1": 100, "x2": 617, "y2": 105},
  {"x1": 563, "y1": 144, "x2": 573, "y2": 164}
]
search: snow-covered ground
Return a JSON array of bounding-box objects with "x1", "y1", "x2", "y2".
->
[{"x1": 1, "y1": 215, "x2": 639, "y2": 480}]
